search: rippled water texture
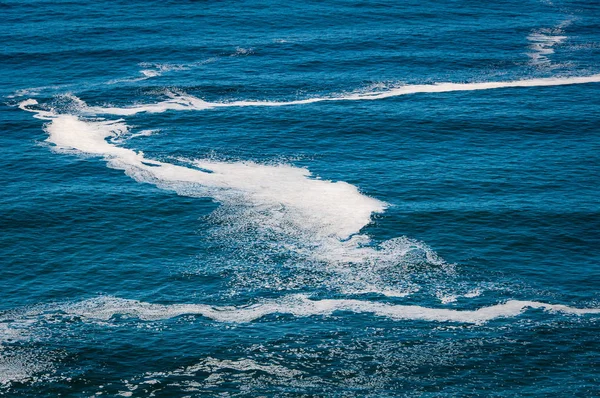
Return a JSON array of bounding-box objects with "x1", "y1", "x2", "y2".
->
[{"x1": 1, "y1": 0, "x2": 600, "y2": 396}]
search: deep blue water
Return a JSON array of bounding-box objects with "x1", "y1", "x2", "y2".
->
[{"x1": 1, "y1": 0, "x2": 600, "y2": 396}]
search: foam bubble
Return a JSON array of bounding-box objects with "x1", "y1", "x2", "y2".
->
[
  {"x1": 1, "y1": 293, "x2": 595, "y2": 390},
  {"x1": 17, "y1": 73, "x2": 600, "y2": 325},
  {"x1": 6, "y1": 85, "x2": 67, "y2": 99}
]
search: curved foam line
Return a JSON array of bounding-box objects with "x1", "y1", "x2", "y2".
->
[
  {"x1": 18, "y1": 100, "x2": 385, "y2": 240},
  {"x1": 63, "y1": 296, "x2": 600, "y2": 324},
  {"x1": 80, "y1": 74, "x2": 600, "y2": 116}
]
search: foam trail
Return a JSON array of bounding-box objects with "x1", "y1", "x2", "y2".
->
[
  {"x1": 85, "y1": 91, "x2": 214, "y2": 115},
  {"x1": 18, "y1": 100, "x2": 385, "y2": 240},
  {"x1": 107, "y1": 62, "x2": 198, "y2": 84},
  {"x1": 527, "y1": 19, "x2": 572, "y2": 68},
  {"x1": 528, "y1": 32, "x2": 567, "y2": 66},
  {"x1": 81, "y1": 74, "x2": 600, "y2": 115},
  {"x1": 58, "y1": 296, "x2": 600, "y2": 324},
  {"x1": 19, "y1": 98, "x2": 445, "y2": 297}
]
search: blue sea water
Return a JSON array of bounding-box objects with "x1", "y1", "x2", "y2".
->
[{"x1": 1, "y1": 0, "x2": 600, "y2": 395}]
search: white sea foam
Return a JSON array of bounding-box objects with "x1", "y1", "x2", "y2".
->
[
  {"x1": 19, "y1": 100, "x2": 385, "y2": 240},
  {"x1": 111, "y1": 356, "x2": 304, "y2": 395},
  {"x1": 7, "y1": 87, "x2": 51, "y2": 99},
  {"x1": 1, "y1": 293, "x2": 596, "y2": 388},
  {"x1": 83, "y1": 92, "x2": 214, "y2": 115},
  {"x1": 140, "y1": 69, "x2": 160, "y2": 78},
  {"x1": 106, "y1": 75, "x2": 150, "y2": 85},
  {"x1": 128, "y1": 129, "x2": 159, "y2": 139},
  {"x1": 527, "y1": 32, "x2": 568, "y2": 67},
  {"x1": 107, "y1": 62, "x2": 197, "y2": 84},
  {"x1": 111, "y1": 129, "x2": 160, "y2": 144},
  {"x1": 527, "y1": 19, "x2": 573, "y2": 68},
  {"x1": 139, "y1": 62, "x2": 191, "y2": 76},
  {"x1": 58, "y1": 295, "x2": 600, "y2": 325},
  {"x1": 19, "y1": 71, "x2": 600, "y2": 292},
  {"x1": 0, "y1": 350, "x2": 47, "y2": 386},
  {"x1": 231, "y1": 47, "x2": 254, "y2": 56},
  {"x1": 0, "y1": 335, "x2": 58, "y2": 387},
  {"x1": 78, "y1": 74, "x2": 600, "y2": 116},
  {"x1": 0, "y1": 315, "x2": 57, "y2": 387},
  {"x1": 143, "y1": 357, "x2": 303, "y2": 379},
  {"x1": 17, "y1": 73, "x2": 600, "y2": 322},
  {"x1": 436, "y1": 288, "x2": 482, "y2": 304},
  {"x1": 18, "y1": 97, "x2": 444, "y2": 300}
]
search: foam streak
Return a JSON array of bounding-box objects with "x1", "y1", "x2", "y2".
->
[
  {"x1": 18, "y1": 100, "x2": 385, "y2": 239},
  {"x1": 60, "y1": 296, "x2": 600, "y2": 325},
  {"x1": 81, "y1": 74, "x2": 600, "y2": 116}
]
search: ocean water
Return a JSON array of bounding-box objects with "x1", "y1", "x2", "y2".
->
[{"x1": 1, "y1": 0, "x2": 600, "y2": 396}]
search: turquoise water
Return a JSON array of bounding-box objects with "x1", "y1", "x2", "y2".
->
[{"x1": 1, "y1": 0, "x2": 600, "y2": 396}]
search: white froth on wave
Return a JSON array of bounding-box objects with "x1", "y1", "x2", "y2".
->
[
  {"x1": 0, "y1": 351, "x2": 47, "y2": 386},
  {"x1": 84, "y1": 91, "x2": 213, "y2": 115},
  {"x1": 7, "y1": 86, "x2": 58, "y2": 99},
  {"x1": 79, "y1": 74, "x2": 600, "y2": 116},
  {"x1": 108, "y1": 62, "x2": 196, "y2": 84},
  {"x1": 231, "y1": 47, "x2": 254, "y2": 56},
  {"x1": 19, "y1": 100, "x2": 385, "y2": 240},
  {"x1": 144, "y1": 357, "x2": 303, "y2": 379},
  {"x1": 140, "y1": 69, "x2": 160, "y2": 78},
  {"x1": 127, "y1": 129, "x2": 159, "y2": 140},
  {"x1": 59, "y1": 295, "x2": 600, "y2": 325},
  {"x1": 527, "y1": 31, "x2": 568, "y2": 67},
  {"x1": 17, "y1": 73, "x2": 600, "y2": 321},
  {"x1": 527, "y1": 19, "x2": 573, "y2": 68},
  {"x1": 436, "y1": 288, "x2": 482, "y2": 304},
  {"x1": 108, "y1": 356, "x2": 304, "y2": 395},
  {"x1": 138, "y1": 62, "x2": 191, "y2": 76},
  {"x1": 19, "y1": 98, "x2": 445, "y2": 293}
]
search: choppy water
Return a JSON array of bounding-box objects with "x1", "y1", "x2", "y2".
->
[{"x1": 2, "y1": 0, "x2": 600, "y2": 396}]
